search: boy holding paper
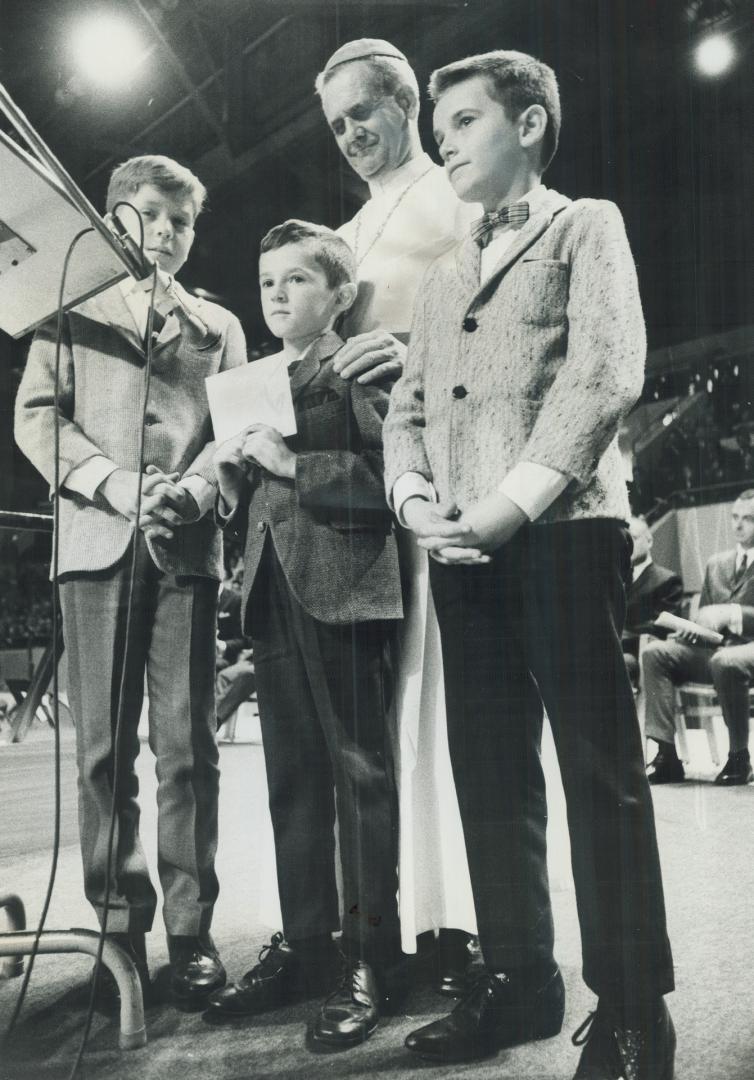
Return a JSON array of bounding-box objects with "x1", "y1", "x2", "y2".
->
[{"x1": 208, "y1": 220, "x2": 403, "y2": 1049}]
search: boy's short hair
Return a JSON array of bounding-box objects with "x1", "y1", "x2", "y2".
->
[
  {"x1": 260, "y1": 220, "x2": 356, "y2": 289},
  {"x1": 429, "y1": 50, "x2": 561, "y2": 171},
  {"x1": 106, "y1": 155, "x2": 207, "y2": 221}
]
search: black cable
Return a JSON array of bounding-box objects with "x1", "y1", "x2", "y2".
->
[
  {"x1": 67, "y1": 262, "x2": 159, "y2": 1080},
  {"x1": 3, "y1": 225, "x2": 95, "y2": 1041}
]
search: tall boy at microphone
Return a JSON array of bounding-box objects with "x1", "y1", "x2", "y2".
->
[{"x1": 14, "y1": 155, "x2": 246, "y2": 1010}]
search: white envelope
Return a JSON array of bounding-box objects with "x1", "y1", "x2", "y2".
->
[{"x1": 206, "y1": 353, "x2": 297, "y2": 444}]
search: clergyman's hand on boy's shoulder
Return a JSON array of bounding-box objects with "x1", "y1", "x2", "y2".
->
[
  {"x1": 242, "y1": 424, "x2": 296, "y2": 480},
  {"x1": 333, "y1": 330, "x2": 405, "y2": 385}
]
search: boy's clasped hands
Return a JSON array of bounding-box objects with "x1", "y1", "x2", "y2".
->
[
  {"x1": 402, "y1": 489, "x2": 528, "y2": 564},
  {"x1": 213, "y1": 423, "x2": 296, "y2": 512}
]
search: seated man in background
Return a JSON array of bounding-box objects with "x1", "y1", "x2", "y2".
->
[
  {"x1": 643, "y1": 490, "x2": 754, "y2": 785},
  {"x1": 623, "y1": 516, "x2": 683, "y2": 688}
]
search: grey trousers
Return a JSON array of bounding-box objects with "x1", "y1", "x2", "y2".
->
[
  {"x1": 59, "y1": 534, "x2": 220, "y2": 936},
  {"x1": 642, "y1": 637, "x2": 754, "y2": 753}
]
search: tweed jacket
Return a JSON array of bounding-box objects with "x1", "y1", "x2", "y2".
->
[
  {"x1": 224, "y1": 331, "x2": 403, "y2": 630},
  {"x1": 14, "y1": 285, "x2": 247, "y2": 579},
  {"x1": 383, "y1": 189, "x2": 646, "y2": 524},
  {"x1": 700, "y1": 550, "x2": 754, "y2": 642}
]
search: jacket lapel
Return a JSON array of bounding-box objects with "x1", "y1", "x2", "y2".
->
[
  {"x1": 77, "y1": 285, "x2": 146, "y2": 359},
  {"x1": 458, "y1": 189, "x2": 572, "y2": 310},
  {"x1": 730, "y1": 550, "x2": 754, "y2": 598},
  {"x1": 289, "y1": 330, "x2": 344, "y2": 400}
]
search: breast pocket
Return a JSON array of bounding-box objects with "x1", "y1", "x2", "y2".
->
[
  {"x1": 296, "y1": 398, "x2": 350, "y2": 451},
  {"x1": 515, "y1": 259, "x2": 568, "y2": 326}
]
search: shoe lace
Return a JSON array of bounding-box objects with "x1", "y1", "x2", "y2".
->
[{"x1": 256, "y1": 931, "x2": 285, "y2": 970}]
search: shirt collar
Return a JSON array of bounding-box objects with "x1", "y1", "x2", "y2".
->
[
  {"x1": 367, "y1": 151, "x2": 434, "y2": 198},
  {"x1": 736, "y1": 544, "x2": 752, "y2": 566},
  {"x1": 632, "y1": 554, "x2": 653, "y2": 582}
]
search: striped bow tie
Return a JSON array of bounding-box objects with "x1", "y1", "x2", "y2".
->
[{"x1": 471, "y1": 202, "x2": 530, "y2": 248}]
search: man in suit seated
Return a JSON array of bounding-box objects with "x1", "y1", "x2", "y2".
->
[
  {"x1": 643, "y1": 490, "x2": 754, "y2": 785},
  {"x1": 623, "y1": 516, "x2": 683, "y2": 688}
]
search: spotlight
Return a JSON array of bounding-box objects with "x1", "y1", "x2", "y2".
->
[
  {"x1": 695, "y1": 32, "x2": 736, "y2": 75},
  {"x1": 71, "y1": 15, "x2": 147, "y2": 89}
]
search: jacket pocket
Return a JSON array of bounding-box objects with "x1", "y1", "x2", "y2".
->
[{"x1": 516, "y1": 259, "x2": 568, "y2": 326}]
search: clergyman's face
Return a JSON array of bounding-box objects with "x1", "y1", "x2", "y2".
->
[
  {"x1": 321, "y1": 62, "x2": 411, "y2": 182},
  {"x1": 731, "y1": 498, "x2": 754, "y2": 549}
]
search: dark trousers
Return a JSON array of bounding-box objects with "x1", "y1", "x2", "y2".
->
[
  {"x1": 59, "y1": 533, "x2": 220, "y2": 936},
  {"x1": 429, "y1": 519, "x2": 674, "y2": 1011},
  {"x1": 251, "y1": 540, "x2": 400, "y2": 963},
  {"x1": 643, "y1": 637, "x2": 754, "y2": 753}
]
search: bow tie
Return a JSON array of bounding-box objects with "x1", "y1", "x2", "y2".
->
[{"x1": 471, "y1": 202, "x2": 530, "y2": 248}]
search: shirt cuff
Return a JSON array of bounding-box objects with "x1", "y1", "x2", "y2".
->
[
  {"x1": 392, "y1": 472, "x2": 436, "y2": 526},
  {"x1": 498, "y1": 462, "x2": 569, "y2": 521},
  {"x1": 64, "y1": 456, "x2": 118, "y2": 501},
  {"x1": 729, "y1": 604, "x2": 743, "y2": 637},
  {"x1": 180, "y1": 475, "x2": 215, "y2": 519}
]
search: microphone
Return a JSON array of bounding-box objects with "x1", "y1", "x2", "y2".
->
[{"x1": 109, "y1": 210, "x2": 222, "y2": 350}]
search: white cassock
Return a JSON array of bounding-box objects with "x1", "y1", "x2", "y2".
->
[{"x1": 341, "y1": 153, "x2": 479, "y2": 952}]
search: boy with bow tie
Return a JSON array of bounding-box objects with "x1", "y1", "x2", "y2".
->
[{"x1": 384, "y1": 50, "x2": 675, "y2": 1079}]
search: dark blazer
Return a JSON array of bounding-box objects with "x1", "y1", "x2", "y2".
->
[
  {"x1": 226, "y1": 331, "x2": 403, "y2": 629},
  {"x1": 14, "y1": 285, "x2": 247, "y2": 579},
  {"x1": 623, "y1": 562, "x2": 683, "y2": 654},
  {"x1": 700, "y1": 550, "x2": 754, "y2": 642}
]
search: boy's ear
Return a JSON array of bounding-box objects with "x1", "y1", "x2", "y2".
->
[
  {"x1": 519, "y1": 104, "x2": 547, "y2": 151},
  {"x1": 337, "y1": 281, "x2": 358, "y2": 313}
]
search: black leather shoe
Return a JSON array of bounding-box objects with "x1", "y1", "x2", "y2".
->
[
  {"x1": 572, "y1": 998, "x2": 676, "y2": 1079},
  {"x1": 205, "y1": 932, "x2": 334, "y2": 1018},
  {"x1": 646, "y1": 750, "x2": 684, "y2": 785},
  {"x1": 309, "y1": 959, "x2": 382, "y2": 1048},
  {"x1": 714, "y1": 750, "x2": 753, "y2": 786},
  {"x1": 168, "y1": 934, "x2": 226, "y2": 1011},
  {"x1": 90, "y1": 932, "x2": 150, "y2": 1013},
  {"x1": 405, "y1": 965, "x2": 565, "y2": 1062},
  {"x1": 437, "y1": 930, "x2": 478, "y2": 997}
]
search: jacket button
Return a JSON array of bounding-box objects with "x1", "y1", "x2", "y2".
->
[
  {"x1": 257, "y1": 521, "x2": 266, "y2": 533},
  {"x1": 144, "y1": 413, "x2": 158, "y2": 426},
  {"x1": 452, "y1": 385, "x2": 468, "y2": 399},
  {"x1": 462, "y1": 315, "x2": 478, "y2": 332}
]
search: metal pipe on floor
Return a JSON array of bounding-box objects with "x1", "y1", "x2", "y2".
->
[{"x1": 0, "y1": 929, "x2": 147, "y2": 1049}]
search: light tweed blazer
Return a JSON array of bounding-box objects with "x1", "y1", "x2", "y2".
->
[
  {"x1": 15, "y1": 286, "x2": 247, "y2": 578},
  {"x1": 383, "y1": 188, "x2": 645, "y2": 525}
]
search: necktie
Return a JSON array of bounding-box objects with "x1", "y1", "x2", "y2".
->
[
  {"x1": 734, "y1": 552, "x2": 749, "y2": 585},
  {"x1": 471, "y1": 202, "x2": 530, "y2": 248}
]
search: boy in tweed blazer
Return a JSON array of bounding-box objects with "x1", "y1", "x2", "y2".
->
[
  {"x1": 207, "y1": 221, "x2": 403, "y2": 1049},
  {"x1": 383, "y1": 52, "x2": 675, "y2": 1079},
  {"x1": 14, "y1": 156, "x2": 245, "y2": 1009}
]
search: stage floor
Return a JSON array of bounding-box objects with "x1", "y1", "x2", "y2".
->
[{"x1": 1, "y1": 713, "x2": 752, "y2": 1079}]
